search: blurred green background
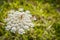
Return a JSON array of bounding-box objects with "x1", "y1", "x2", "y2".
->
[{"x1": 0, "y1": 0, "x2": 60, "y2": 40}]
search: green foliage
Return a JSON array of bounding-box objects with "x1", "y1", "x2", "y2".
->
[{"x1": 0, "y1": 0, "x2": 60, "y2": 40}]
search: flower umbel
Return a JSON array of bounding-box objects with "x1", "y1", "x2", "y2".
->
[{"x1": 5, "y1": 8, "x2": 36, "y2": 34}]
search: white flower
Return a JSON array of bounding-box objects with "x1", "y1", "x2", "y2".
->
[
  {"x1": 10, "y1": 24, "x2": 16, "y2": 27},
  {"x1": 23, "y1": 26, "x2": 29, "y2": 30},
  {"x1": 29, "y1": 23, "x2": 34, "y2": 27},
  {"x1": 24, "y1": 20, "x2": 31, "y2": 23},
  {"x1": 11, "y1": 27, "x2": 16, "y2": 33},
  {"x1": 5, "y1": 8, "x2": 35, "y2": 34},
  {"x1": 18, "y1": 29, "x2": 25, "y2": 34},
  {"x1": 25, "y1": 10, "x2": 30, "y2": 13}
]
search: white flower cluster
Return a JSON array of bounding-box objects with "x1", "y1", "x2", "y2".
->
[{"x1": 5, "y1": 8, "x2": 36, "y2": 34}]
